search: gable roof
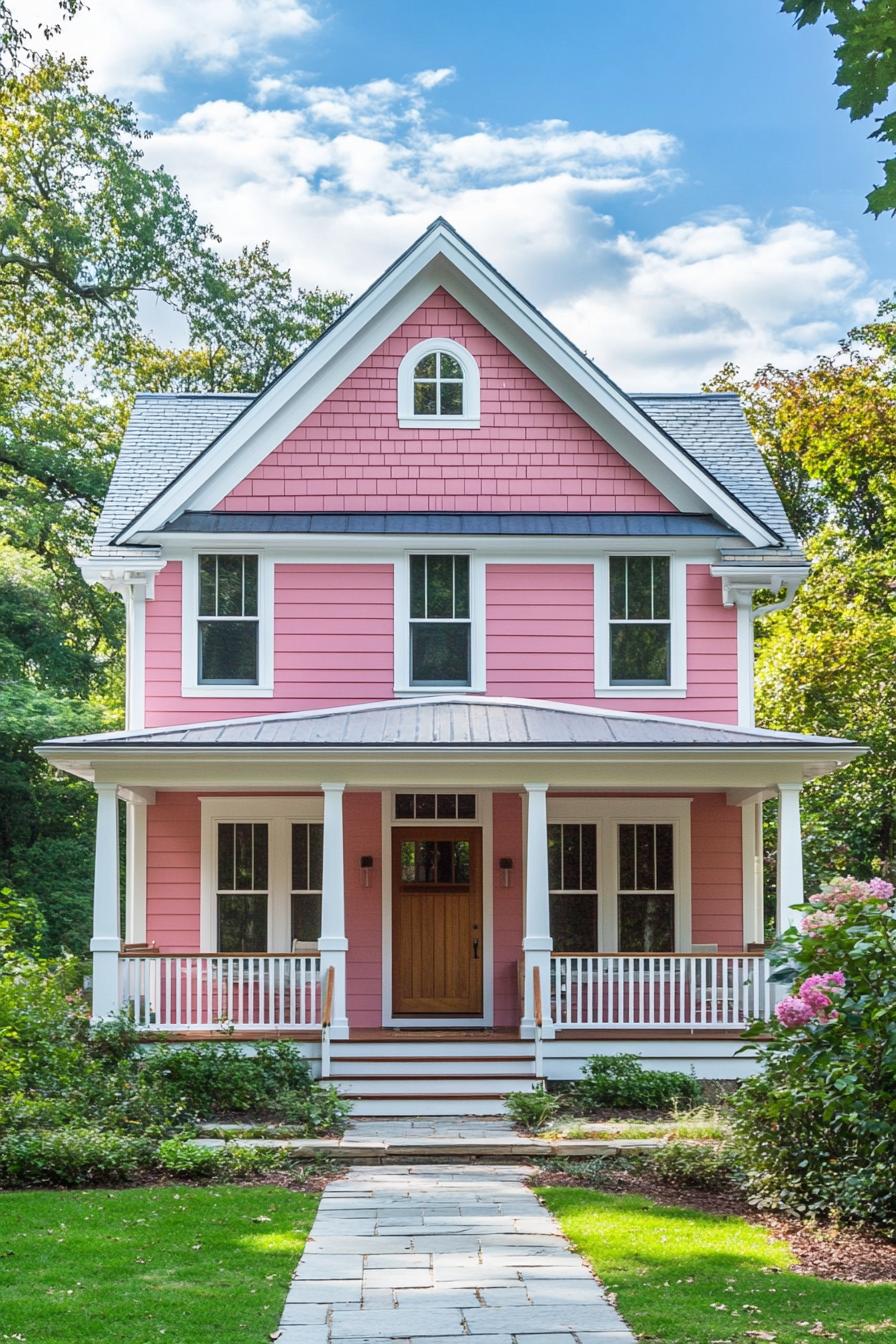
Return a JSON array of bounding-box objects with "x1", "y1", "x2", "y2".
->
[
  {"x1": 106, "y1": 218, "x2": 792, "y2": 557},
  {"x1": 92, "y1": 389, "x2": 801, "y2": 561}
]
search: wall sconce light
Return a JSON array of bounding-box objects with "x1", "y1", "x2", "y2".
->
[
  {"x1": 360, "y1": 855, "x2": 374, "y2": 888},
  {"x1": 499, "y1": 857, "x2": 514, "y2": 888}
]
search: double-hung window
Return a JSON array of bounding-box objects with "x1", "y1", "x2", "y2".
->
[
  {"x1": 291, "y1": 822, "x2": 323, "y2": 948},
  {"x1": 409, "y1": 554, "x2": 471, "y2": 686},
  {"x1": 548, "y1": 823, "x2": 599, "y2": 952},
  {"x1": 617, "y1": 822, "x2": 675, "y2": 952},
  {"x1": 608, "y1": 556, "x2": 671, "y2": 686},
  {"x1": 198, "y1": 554, "x2": 259, "y2": 685},
  {"x1": 217, "y1": 821, "x2": 268, "y2": 953}
]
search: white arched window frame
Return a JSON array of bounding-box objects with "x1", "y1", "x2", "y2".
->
[{"x1": 397, "y1": 338, "x2": 481, "y2": 429}]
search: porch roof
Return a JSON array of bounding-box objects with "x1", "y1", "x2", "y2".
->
[{"x1": 40, "y1": 694, "x2": 858, "y2": 755}]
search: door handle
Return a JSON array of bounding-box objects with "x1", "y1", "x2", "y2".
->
[{"x1": 472, "y1": 939, "x2": 480, "y2": 960}]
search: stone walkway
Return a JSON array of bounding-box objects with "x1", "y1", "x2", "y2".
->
[
  {"x1": 276, "y1": 1164, "x2": 634, "y2": 1344},
  {"x1": 344, "y1": 1117, "x2": 521, "y2": 1142}
]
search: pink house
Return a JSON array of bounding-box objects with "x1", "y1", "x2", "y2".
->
[{"x1": 39, "y1": 221, "x2": 860, "y2": 1113}]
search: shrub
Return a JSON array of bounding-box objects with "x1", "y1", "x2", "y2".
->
[
  {"x1": 573, "y1": 1054, "x2": 701, "y2": 1111},
  {"x1": 0, "y1": 1127, "x2": 156, "y2": 1187},
  {"x1": 649, "y1": 1140, "x2": 736, "y2": 1189},
  {"x1": 158, "y1": 1139, "x2": 294, "y2": 1179},
  {"x1": 732, "y1": 875, "x2": 896, "y2": 1234},
  {"x1": 505, "y1": 1087, "x2": 560, "y2": 1132},
  {"x1": 271, "y1": 1085, "x2": 351, "y2": 1135},
  {"x1": 139, "y1": 1040, "x2": 316, "y2": 1117}
]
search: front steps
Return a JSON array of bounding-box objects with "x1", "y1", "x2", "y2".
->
[{"x1": 324, "y1": 1037, "x2": 539, "y2": 1116}]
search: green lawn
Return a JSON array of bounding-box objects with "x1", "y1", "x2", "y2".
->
[
  {"x1": 0, "y1": 1184, "x2": 318, "y2": 1344},
  {"x1": 540, "y1": 1187, "x2": 896, "y2": 1344}
]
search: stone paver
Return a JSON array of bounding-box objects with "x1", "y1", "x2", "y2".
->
[{"x1": 275, "y1": 1165, "x2": 634, "y2": 1343}]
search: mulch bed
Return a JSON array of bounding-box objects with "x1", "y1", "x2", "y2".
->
[{"x1": 530, "y1": 1164, "x2": 896, "y2": 1284}]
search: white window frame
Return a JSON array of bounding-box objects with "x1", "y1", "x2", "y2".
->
[
  {"x1": 393, "y1": 552, "x2": 486, "y2": 693},
  {"x1": 181, "y1": 551, "x2": 274, "y2": 697},
  {"x1": 397, "y1": 337, "x2": 481, "y2": 429},
  {"x1": 199, "y1": 796, "x2": 324, "y2": 952},
  {"x1": 594, "y1": 554, "x2": 687, "y2": 697},
  {"x1": 546, "y1": 796, "x2": 692, "y2": 952}
]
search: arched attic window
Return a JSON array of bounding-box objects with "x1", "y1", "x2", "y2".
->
[{"x1": 397, "y1": 338, "x2": 480, "y2": 429}]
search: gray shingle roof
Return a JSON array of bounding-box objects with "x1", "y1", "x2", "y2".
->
[
  {"x1": 92, "y1": 390, "x2": 802, "y2": 561},
  {"x1": 41, "y1": 695, "x2": 853, "y2": 753}
]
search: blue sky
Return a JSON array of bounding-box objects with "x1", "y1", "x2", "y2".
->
[{"x1": 20, "y1": 0, "x2": 894, "y2": 387}]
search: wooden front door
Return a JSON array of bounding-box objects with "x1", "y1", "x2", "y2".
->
[{"x1": 392, "y1": 827, "x2": 483, "y2": 1016}]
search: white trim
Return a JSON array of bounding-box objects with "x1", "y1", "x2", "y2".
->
[
  {"x1": 736, "y1": 599, "x2": 755, "y2": 727},
  {"x1": 181, "y1": 551, "x2": 274, "y2": 698},
  {"x1": 740, "y1": 802, "x2": 763, "y2": 946},
  {"x1": 381, "y1": 788, "x2": 494, "y2": 1028},
  {"x1": 199, "y1": 795, "x2": 324, "y2": 953},
  {"x1": 157, "y1": 536, "x2": 724, "y2": 560},
  {"x1": 594, "y1": 555, "x2": 687, "y2": 696},
  {"x1": 393, "y1": 552, "x2": 486, "y2": 693},
  {"x1": 547, "y1": 796, "x2": 692, "y2": 952},
  {"x1": 397, "y1": 337, "x2": 480, "y2": 428},
  {"x1": 124, "y1": 798, "x2": 148, "y2": 944},
  {"x1": 124, "y1": 585, "x2": 147, "y2": 731},
  {"x1": 116, "y1": 223, "x2": 779, "y2": 549}
]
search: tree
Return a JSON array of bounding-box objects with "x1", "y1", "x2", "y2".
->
[{"x1": 782, "y1": 0, "x2": 896, "y2": 216}]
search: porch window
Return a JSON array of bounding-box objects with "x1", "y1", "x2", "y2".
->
[
  {"x1": 548, "y1": 823, "x2": 598, "y2": 952},
  {"x1": 617, "y1": 822, "x2": 674, "y2": 952},
  {"x1": 395, "y1": 792, "x2": 476, "y2": 820},
  {"x1": 198, "y1": 554, "x2": 259, "y2": 685},
  {"x1": 291, "y1": 822, "x2": 323, "y2": 947},
  {"x1": 217, "y1": 821, "x2": 268, "y2": 953},
  {"x1": 608, "y1": 556, "x2": 670, "y2": 685},
  {"x1": 409, "y1": 554, "x2": 471, "y2": 686}
]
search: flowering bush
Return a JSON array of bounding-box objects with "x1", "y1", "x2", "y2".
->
[{"x1": 732, "y1": 874, "x2": 896, "y2": 1233}]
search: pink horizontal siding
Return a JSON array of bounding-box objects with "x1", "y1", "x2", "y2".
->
[
  {"x1": 691, "y1": 793, "x2": 744, "y2": 952},
  {"x1": 492, "y1": 793, "x2": 524, "y2": 1028},
  {"x1": 487, "y1": 564, "x2": 595, "y2": 700},
  {"x1": 215, "y1": 288, "x2": 676, "y2": 515},
  {"x1": 344, "y1": 792, "x2": 383, "y2": 1028},
  {"x1": 146, "y1": 792, "x2": 201, "y2": 951}
]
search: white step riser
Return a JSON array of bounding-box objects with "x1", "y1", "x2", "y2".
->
[
  {"x1": 329, "y1": 1061, "x2": 535, "y2": 1078},
  {"x1": 349, "y1": 1098, "x2": 511, "y2": 1117},
  {"x1": 330, "y1": 1042, "x2": 534, "y2": 1060},
  {"x1": 332, "y1": 1077, "x2": 537, "y2": 1098}
]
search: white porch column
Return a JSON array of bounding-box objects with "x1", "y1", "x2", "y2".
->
[
  {"x1": 318, "y1": 783, "x2": 349, "y2": 1039},
  {"x1": 776, "y1": 782, "x2": 805, "y2": 934},
  {"x1": 522, "y1": 783, "x2": 555, "y2": 1039},
  {"x1": 90, "y1": 783, "x2": 121, "y2": 1021}
]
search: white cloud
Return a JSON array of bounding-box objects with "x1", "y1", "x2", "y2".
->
[
  {"x1": 141, "y1": 71, "x2": 873, "y2": 387},
  {"x1": 13, "y1": 0, "x2": 318, "y2": 93}
]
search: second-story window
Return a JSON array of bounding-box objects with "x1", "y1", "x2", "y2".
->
[
  {"x1": 198, "y1": 554, "x2": 259, "y2": 685},
  {"x1": 409, "y1": 554, "x2": 471, "y2": 686},
  {"x1": 608, "y1": 555, "x2": 671, "y2": 686},
  {"x1": 413, "y1": 351, "x2": 464, "y2": 416}
]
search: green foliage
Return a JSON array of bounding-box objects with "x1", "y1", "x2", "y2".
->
[
  {"x1": 649, "y1": 1140, "x2": 736, "y2": 1190},
  {"x1": 0, "y1": 1126, "x2": 156, "y2": 1187},
  {"x1": 782, "y1": 0, "x2": 896, "y2": 217},
  {"x1": 157, "y1": 1139, "x2": 309, "y2": 1181},
  {"x1": 572, "y1": 1053, "x2": 701, "y2": 1112},
  {"x1": 504, "y1": 1087, "x2": 560, "y2": 1132},
  {"x1": 732, "y1": 877, "x2": 896, "y2": 1233}
]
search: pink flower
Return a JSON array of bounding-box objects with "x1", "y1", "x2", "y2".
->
[
  {"x1": 868, "y1": 877, "x2": 894, "y2": 903},
  {"x1": 800, "y1": 910, "x2": 841, "y2": 936},
  {"x1": 775, "y1": 996, "x2": 815, "y2": 1027},
  {"x1": 798, "y1": 972, "x2": 845, "y2": 1015},
  {"x1": 809, "y1": 875, "x2": 894, "y2": 911}
]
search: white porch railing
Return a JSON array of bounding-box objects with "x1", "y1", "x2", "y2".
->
[
  {"x1": 118, "y1": 954, "x2": 321, "y2": 1031},
  {"x1": 551, "y1": 954, "x2": 769, "y2": 1030}
]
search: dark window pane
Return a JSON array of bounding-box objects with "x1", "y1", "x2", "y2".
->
[
  {"x1": 242, "y1": 556, "x2": 258, "y2": 617},
  {"x1": 291, "y1": 823, "x2": 308, "y2": 891},
  {"x1": 610, "y1": 624, "x2": 669, "y2": 685},
  {"x1": 199, "y1": 555, "x2": 217, "y2": 616},
  {"x1": 439, "y1": 353, "x2": 462, "y2": 379},
  {"x1": 395, "y1": 793, "x2": 414, "y2": 819},
  {"x1": 308, "y1": 823, "x2": 323, "y2": 890},
  {"x1": 291, "y1": 891, "x2": 321, "y2": 943},
  {"x1": 415, "y1": 793, "x2": 436, "y2": 818},
  {"x1": 453, "y1": 840, "x2": 470, "y2": 883},
  {"x1": 625, "y1": 556, "x2": 654, "y2": 620},
  {"x1": 411, "y1": 623, "x2": 470, "y2": 684},
  {"x1": 425, "y1": 555, "x2": 455, "y2": 618},
  {"x1": 410, "y1": 555, "x2": 427, "y2": 619},
  {"x1": 217, "y1": 555, "x2": 245, "y2": 616},
  {"x1": 414, "y1": 381, "x2": 437, "y2": 414},
  {"x1": 609, "y1": 556, "x2": 626, "y2": 620},
  {"x1": 618, "y1": 824, "x2": 635, "y2": 890},
  {"x1": 562, "y1": 824, "x2": 581, "y2": 891},
  {"x1": 217, "y1": 823, "x2": 234, "y2": 891},
  {"x1": 198, "y1": 620, "x2": 258, "y2": 684},
  {"x1": 218, "y1": 893, "x2": 267, "y2": 953},
  {"x1": 457, "y1": 793, "x2": 476, "y2": 819},
  {"x1": 655, "y1": 823, "x2": 674, "y2": 889},
  {"x1": 436, "y1": 840, "x2": 454, "y2": 884},
  {"x1": 550, "y1": 894, "x2": 598, "y2": 952},
  {"x1": 453, "y1": 556, "x2": 470, "y2": 619},
  {"x1": 618, "y1": 893, "x2": 674, "y2": 953},
  {"x1": 547, "y1": 824, "x2": 562, "y2": 891},
  {"x1": 439, "y1": 381, "x2": 463, "y2": 415},
  {"x1": 581, "y1": 824, "x2": 597, "y2": 891},
  {"x1": 652, "y1": 557, "x2": 670, "y2": 620},
  {"x1": 636, "y1": 825, "x2": 655, "y2": 889},
  {"x1": 436, "y1": 793, "x2": 457, "y2": 818},
  {"x1": 415, "y1": 353, "x2": 436, "y2": 378},
  {"x1": 234, "y1": 822, "x2": 254, "y2": 890}
]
